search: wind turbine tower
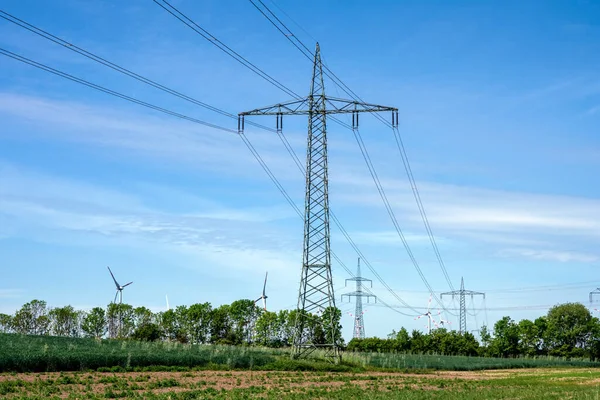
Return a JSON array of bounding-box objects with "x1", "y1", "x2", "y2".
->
[
  {"x1": 255, "y1": 272, "x2": 269, "y2": 311},
  {"x1": 342, "y1": 258, "x2": 376, "y2": 339},
  {"x1": 107, "y1": 266, "x2": 133, "y2": 304}
]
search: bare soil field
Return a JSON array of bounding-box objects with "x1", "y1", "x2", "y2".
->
[{"x1": 1, "y1": 368, "x2": 600, "y2": 399}]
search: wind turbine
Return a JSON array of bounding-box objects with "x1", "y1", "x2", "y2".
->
[
  {"x1": 166, "y1": 295, "x2": 170, "y2": 311},
  {"x1": 415, "y1": 295, "x2": 438, "y2": 334},
  {"x1": 435, "y1": 310, "x2": 452, "y2": 329},
  {"x1": 107, "y1": 266, "x2": 133, "y2": 304},
  {"x1": 254, "y1": 272, "x2": 268, "y2": 311}
]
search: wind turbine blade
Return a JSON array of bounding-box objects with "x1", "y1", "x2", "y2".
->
[
  {"x1": 255, "y1": 298, "x2": 262, "y2": 303},
  {"x1": 166, "y1": 295, "x2": 170, "y2": 311},
  {"x1": 262, "y1": 297, "x2": 266, "y2": 311},
  {"x1": 122, "y1": 281, "x2": 133, "y2": 288},
  {"x1": 114, "y1": 291, "x2": 118, "y2": 304},
  {"x1": 107, "y1": 266, "x2": 120, "y2": 288},
  {"x1": 262, "y1": 272, "x2": 268, "y2": 296}
]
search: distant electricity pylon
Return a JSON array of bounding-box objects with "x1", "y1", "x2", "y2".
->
[
  {"x1": 589, "y1": 287, "x2": 600, "y2": 303},
  {"x1": 441, "y1": 277, "x2": 484, "y2": 334},
  {"x1": 239, "y1": 43, "x2": 397, "y2": 361},
  {"x1": 342, "y1": 258, "x2": 376, "y2": 339}
]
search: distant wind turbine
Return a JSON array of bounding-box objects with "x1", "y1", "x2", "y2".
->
[
  {"x1": 255, "y1": 272, "x2": 268, "y2": 311},
  {"x1": 107, "y1": 266, "x2": 133, "y2": 304}
]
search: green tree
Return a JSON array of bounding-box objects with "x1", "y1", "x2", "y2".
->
[
  {"x1": 544, "y1": 302, "x2": 593, "y2": 357},
  {"x1": 280, "y1": 309, "x2": 295, "y2": 346},
  {"x1": 0, "y1": 313, "x2": 13, "y2": 333},
  {"x1": 518, "y1": 319, "x2": 541, "y2": 356},
  {"x1": 81, "y1": 307, "x2": 107, "y2": 339},
  {"x1": 132, "y1": 323, "x2": 161, "y2": 342},
  {"x1": 12, "y1": 300, "x2": 50, "y2": 335},
  {"x1": 489, "y1": 316, "x2": 520, "y2": 357},
  {"x1": 255, "y1": 310, "x2": 282, "y2": 347},
  {"x1": 322, "y1": 307, "x2": 344, "y2": 347},
  {"x1": 133, "y1": 306, "x2": 154, "y2": 330},
  {"x1": 107, "y1": 303, "x2": 134, "y2": 339},
  {"x1": 157, "y1": 309, "x2": 183, "y2": 342},
  {"x1": 229, "y1": 299, "x2": 259, "y2": 345},
  {"x1": 210, "y1": 304, "x2": 233, "y2": 344},
  {"x1": 184, "y1": 302, "x2": 213, "y2": 344},
  {"x1": 49, "y1": 305, "x2": 80, "y2": 337}
]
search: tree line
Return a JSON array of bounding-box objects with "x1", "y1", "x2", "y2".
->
[
  {"x1": 2, "y1": 300, "x2": 600, "y2": 360},
  {"x1": 347, "y1": 303, "x2": 600, "y2": 360},
  {"x1": 0, "y1": 299, "x2": 342, "y2": 347}
]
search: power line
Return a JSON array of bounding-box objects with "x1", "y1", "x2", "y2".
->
[
  {"x1": 1, "y1": 42, "x2": 418, "y2": 319},
  {"x1": 151, "y1": 0, "x2": 300, "y2": 100},
  {"x1": 0, "y1": 48, "x2": 237, "y2": 134},
  {"x1": 0, "y1": 9, "x2": 276, "y2": 134},
  {"x1": 149, "y1": 0, "x2": 424, "y2": 315},
  {"x1": 247, "y1": 0, "x2": 456, "y2": 296}
]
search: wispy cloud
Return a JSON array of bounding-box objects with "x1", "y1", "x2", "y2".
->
[
  {"x1": 0, "y1": 92, "x2": 302, "y2": 180},
  {"x1": 0, "y1": 163, "x2": 300, "y2": 276},
  {"x1": 498, "y1": 248, "x2": 599, "y2": 263},
  {"x1": 586, "y1": 104, "x2": 600, "y2": 115},
  {"x1": 343, "y1": 230, "x2": 441, "y2": 246},
  {"x1": 334, "y1": 174, "x2": 600, "y2": 263},
  {"x1": 0, "y1": 289, "x2": 24, "y2": 300}
]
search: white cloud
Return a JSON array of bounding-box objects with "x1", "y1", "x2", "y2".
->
[
  {"x1": 343, "y1": 230, "x2": 438, "y2": 246},
  {"x1": 0, "y1": 164, "x2": 300, "y2": 278},
  {"x1": 499, "y1": 248, "x2": 599, "y2": 263},
  {"x1": 0, "y1": 289, "x2": 23, "y2": 300},
  {"x1": 336, "y1": 176, "x2": 600, "y2": 238},
  {"x1": 0, "y1": 92, "x2": 301, "y2": 180}
]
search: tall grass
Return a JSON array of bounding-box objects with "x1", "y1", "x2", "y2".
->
[
  {"x1": 0, "y1": 333, "x2": 284, "y2": 372},
  {"x1": 2, "y1": 333, "x2": 598, "y2": 373},
  {"x1": 340, "y1": 351, "x2": 600, "y2": 371}
]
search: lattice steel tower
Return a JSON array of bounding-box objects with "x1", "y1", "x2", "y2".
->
[
  {"x1": 441, "y1": 277, "x2": 485, "y2": 334},
  {"x1": 239, "y1": 44, "x2": 397, "y2": 360},
  {"x1": 342, "y1": 258, "x2": 376, "y2": 339}
]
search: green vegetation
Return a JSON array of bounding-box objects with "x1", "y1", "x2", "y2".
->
[
  {"x1": 1, "y1": 333, "x2": 599, "y2": 374},
  {"x1": 348, "y1": 303, "x2": 600, "y2": 360},
  {"x1": 0, "y1": 299, "x2": 341, "y2": 349},
  {"x1": 0, "y1": 333, "x2": 282, "y2": 372}
]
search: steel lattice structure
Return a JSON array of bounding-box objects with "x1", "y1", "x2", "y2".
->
[
  {"x1": 342, "y1": 258, "x2": 376, "y2": 339},
  {"x1": 589, "y1": 288, "x2": 600, "y2": 303},
  {"x1": 239, "y1": 43, "x2": 397, "y2": 361},
  {"x1": 441, "y1": 277, "x2": 485, "y2": 334}
]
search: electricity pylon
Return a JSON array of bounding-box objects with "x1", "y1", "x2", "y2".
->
[
  {"x1": 342, "y1": 258, "x2": 376, "y2": 339},
  {"x1": 590, "y1": 288, "x2": 600, "y2": 303},
  {"x1": 440, "y1": 277, "x2": 484, "y2": 334},
  {"x1": 239, "y1": 43, "x2": 397, "y2": 360}
]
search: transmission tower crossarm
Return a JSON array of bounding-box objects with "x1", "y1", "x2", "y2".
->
[
  {"x1": 239, "y1": 96, "x2": 397, "y2": 116},
  {"x1": 342, "y1": 291, "x2": 377, "y2": 302}
]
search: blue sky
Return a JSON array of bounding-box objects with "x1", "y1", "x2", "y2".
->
[{"x1": 0, "y1": 0, "x2": 599, "y2": 340}]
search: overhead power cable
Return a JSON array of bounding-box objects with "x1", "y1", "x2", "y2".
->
[
  {"x1": 0, "y1": 48, "x2": 237, "y2": 134},
  {"x1": 248, "y1": 0, "x2": 456, "y2": 292},
  {"x1": 150, "y1": 0, "x2": 425, "y2": 314},
  {"x1": 1, "y1": 44, "x2": 417, "y2": 317},
  {"x1": 0, "y1": 10, "x2": 276, "y2": 134},
  {"x1": 151, "y1": 0, "x2": 300, "y2": 100}
]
